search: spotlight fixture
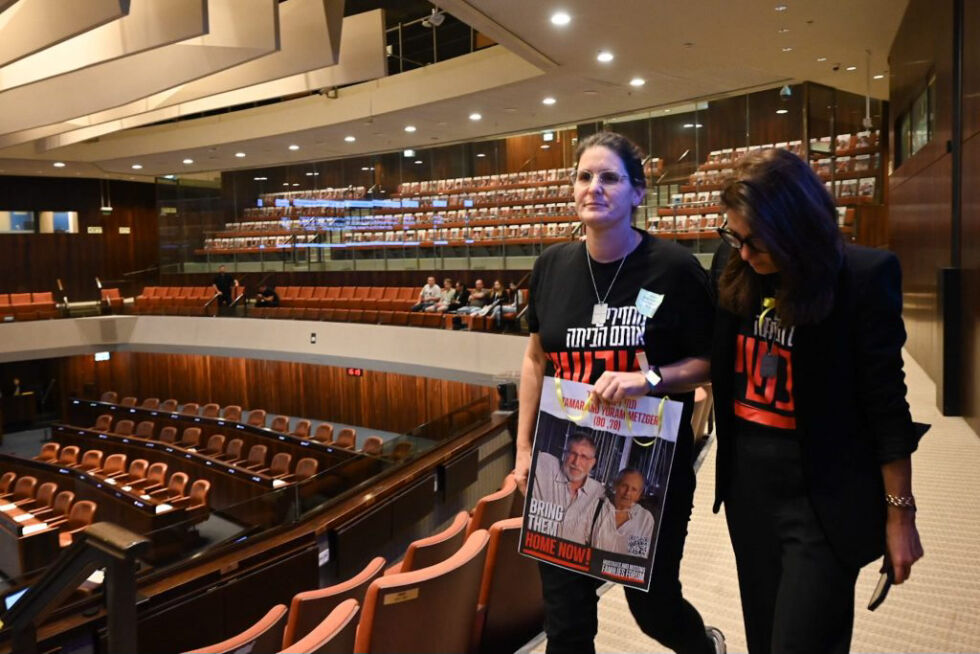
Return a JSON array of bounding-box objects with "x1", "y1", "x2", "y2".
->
[
  {"x1": 629, "y1": 77, "x2": 645, "y2": 87},
  {"x1": 235, "y1": 152, "x2": 246, "y2": 158},
  {"x1": 344, "y1": 135, "x2": 356, "y2": 142},
  {"x1": 469, "y1": 112, "x2": 482, "y2": 121},
  {"x1": 542, "y1": 96, "x2": 556, "y2": 105},
  {"x1": 596, "y1": 50, "x2": 614, "y2": 63},
  {"x1": 550, "y1": 11, "x2": 571, "y2": 26},
  {"x1": 288, "y1": 144, "x2": 300, "y2": 151},
  {"x1": 53, "y1": 161, "x2": 66, "y2": 168},
  {"x1": 421, "y1": 8, "x2": 445, "y2": 28},
  {"x1": 404, "y1": 125, "x2": 417, "y2": 133},
  {"x1": 182, "y1": 158, "x2": 194, "y2": 164},
  {"x1": 131, "y1": 164, "x2": 143, "y2": 170}
]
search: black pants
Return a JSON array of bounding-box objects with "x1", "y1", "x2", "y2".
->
[
  {"x1": 725, "y1": 432, "x2": 859, "y2": 654},
  {"x1": 538, "y1": 465, "x2": 713, "y2": 654}
]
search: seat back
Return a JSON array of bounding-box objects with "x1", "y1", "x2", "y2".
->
[
  {"x1": 270, "y1": 452, "x2": 292, "y2": 476},
  {"x1": 166, "y1": 472, "x2": 190, "y2": 496},
  {"x1": 246, "y1": 444, "x2": 268, "y2": 467},
  {"x1": 135, "y1": 421, "x2": 155, "y2": 439},
  {"x1": 278, "y1": 599, "x2": 359, "y2": 654},
  {"x1": 292, "y1": 419, "x2": 311, "y2": 438},
  {"x1": 126, "y1": 459, "x2": 149, "y2": 481},
  {"x1": 181, "y1": 427, "x2": 202, "y2": 448},
  {"x1": 204, "y1": 434, "x2": 225, "y2": 453},
  {"x1": 120, "y1": 396, "x2": 137, "y2": 407},
  {"x1": 58, "y1": 445, "x2": 80, "y2": 466},
  {"x1": 34, "y1": 482, "x2": 58, "y2": 509},
  {"x1": 78, "y1": 450, "x2": 103, "y2": 470},
  {"x1": 183, "y1": 604, "x2": 288, "y2": 654},
  {"x1": 466, "y1": 475, "x2": 518, "y2": 538},
  {"x1": 0, "y1": 471, "x2": 15, "y2": 493},
  {"x1": 201, "y1": 403, "x2": 220, "y2": 418},
  {"x1": 224, "y1": 438, "x2": 244, "y2": 460},
  {"x1": 283, "y1": 557, "x2": 384, "y2": 648},
  {"x1": 187, "y1": 479, "x2": 211, "y2": 509},
  {"x1": 101, "y1": 453, "x2": 127, "y2": 476},
  {"x1": 222, "y1": 405, "x2": 242, "y2": 422},
  {"x1": 313, "y1": 423, "x2": 333, "y2": 443},
  {"x1": 399, "y1": 511, "x2": 470, "y2": 574},
  {"x1": 100, "y1": 391, "x2": 118, "y2": 403},
  {"x1": 294, "y1": 457, "x2": 319, "y2": 481},
  {"x1": 160, "y1": 398, "x2": 179, "y2": 412},
  {"x1": 181, "y1": 402, "x2": 200, "y2": 416},
  {"x1": 36, "y1": 442, "x2": 60, "y2": 462},
  {"x1": 247, "y1": 409, "x2": 267, "y2": 427},
  {"x1": 334, "y1": 428, "x2": 356, "y2": 449},
  {"x1": 10, "y1": 476, "x2": 37, "y2": 501},
  {"x1": 115, "y1": 420, "x2": 135, "y2": 436},
  {"x1": 269, "y1": 415, "x2": 290, "y2": 432},
  {"x1": 159, "y1": 426, "x2": 178, "y2": 444},
  {"x1": 355, "y1": 530, "x2": 490, "y2": 654},
  {"x1": 50, "y1": 490, "x2": 75, "y2": 518},
  {"x1": 66, "y1": 500, "x2": 97, "y2": 530},
  {"x1": 93, "y1": 414, "x2": 113, "y2": 431},
  {"x1": 360, "y1": 436, "x2": 384, "y2": 455},
  {"x1": 391, "y1": 441, "x2": 415, "y2": 462},
  {"x1": 145, "y1": 462, "x2": 168, "y2": 485},
  {"x1": 140, "y1": 397, "x2": 160, "y2": 410},
  {"x1": 475, "y1": 517, "x2": 545, "y2": 654}
]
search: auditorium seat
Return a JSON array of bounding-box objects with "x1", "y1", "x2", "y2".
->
[
  {"x1": 120, "y1": 396, "x2": 137, "y2": 407},
  {"x1": 159, "y1": 426, "x2": 177, "y2": 444},
  {"x1": 237, "y1": 444, "x2": 268, "y2": 471},
  {"x1": 407, "y1": 312, "x2": 426, "y2": 327},
  {"x1": 466, "y1": 475, "x2": 517, "y2": 539},
  {"x1": 92, "y1": 453, "x2": 127, "y2": 478},
  {"x1": 256, "y1": 452, "x2": 292, "y2": 478},
  {"x1": 201, "y1": 403, "x2": 220, "y2": 418},
  {"x1": 34, "y1": 490, "x2": 74, "y2": 521},
  {"x1": 312, "y1": 423, "x2": 333, "y2": 444},
  {"x1": 101, "y1": 288, "x2": 124, "y2": 312},
  {"x1": 181, "y1": 403, "x2": 200, "y2": 416},
  {"x1": 333, "y1": 309, "x2": 350, "y2": 322},
  {"x1": 473, "y1": 517, "x2": 545, "y2": 654},
  {"x1": 222, "y1": 405, "x2": 243, "y2": 422},
  {"x1": 269, "y1": 415, "x2": 290, "y2": 433},
  {"x1": 177, "y1": 427, "x2": 202, "y2": 449},
  {"x1": 277, "y1": 598, "x2": 359, "y2": 654},
  {"x1": 112, "y1": 459, "x2": 149, "y2": 484},
  {"x1": 282, "y1": 556, "x2": 384, "y2": 648},
  {"x1": 56, "y1": 501, "x2": 97, "y2": 547},
  {"x1": 214, "y1": 438, "x2": 244, "y2": 462},
  {"x1": 377, "y1": 310, "x2": 393, "y2": 325},
  {"x1": 141, "y1": 397, "x2": 160, "y2": 410},
  {"x1": 135, "y1": 421, "x2": 155, "y2": 439},
  {"x1": 360, "y1": 436, "x2": 383, "y2": 455},
  {"x1": 333, "y1": 428, "x2": 356, "y2": 450},
  {"x1": 362, "y1": 309, "x2": 379, "y2": 324},
  {"x1": 0, "y1": 475, "x2": 37, "y2": 505},
  {"x1": 34, "y1": 442, "x2": 60, "y2": 463},
  {"x1": 129, "y1": 462, "x2": 168, "y2": 492},
  {"x1": 20, "y1": 482, "x2": 57, "y2": 512},
  {"x1": 114, "y1": 420, "x2": 135, "y2": 436},
  {"x1": 386, "y1": 511, "x2": 469, "y2": 576},
  {"x1": 183, "y1": 604, "x2": 288, "y2": 654},
  {"x1": 310, "y1": 286, "x2": 329, "y2": 308},
  {"x1": 391, "y1": 441, "x2": 414, "y2": 463},
  {"x1": 159, "y1": 399, "x2": 179, "y2": 412},
  {"x1": 291, "y1": 457, "x2": 319, "y2": 482},
  {"x1": 57, "y1": 445, "x2": 80, "y2": 466},
  {"x1": 73, "y1": 450, "x2": 104, "y2": 473},
  {"x1": 391, "y1": 311, "x2": 410, "y2": 326},
  {"x1": 291, "y1": 419, "x2": 311, "y2": 439},
  {"x1": 0, "y1": 472, "x2": 15, "y2": 493},
  {"x1": 354, "y1": 529, "x2": 490, "y2": 654},
  {"x1": 147, "y1": 472, "x2": 189, "y2": 502},
  {"x1": 100, "y1": 391, "x2": 118, "y2": 404},
  {"x1": 247, "y1": 409, "x2": 267, "y2": 428},
  {"x1": 171, "y1": 479, "x2": 211, "y2": 512},
  {"x1": 197, "y1": 434, "x2": 226, "y2": 457},
  {"x1": 93, "y1": 414, "x2": 113, "y2": 431}
]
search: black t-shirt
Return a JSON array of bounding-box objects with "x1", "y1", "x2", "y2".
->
[
  {"x1": 732, "y1": 298, "x2": 797, "y2": 434},
  {"x1": 528, "y1": 230, "x2": 715, "y2": 454},
  {"x1": 213, "y1": 273, "x2": 233, "y2": 296}
]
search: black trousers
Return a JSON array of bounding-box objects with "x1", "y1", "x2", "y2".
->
[
  {"x1": 538, "y1": 465, "x2": 713, "y2": 654},
  {"x1": 725, "y1": 432, "x2": 859, "y2": 654}
]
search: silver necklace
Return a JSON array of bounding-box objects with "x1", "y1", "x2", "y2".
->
[{"x1": 585, "y1": 243, "x2": 628, "y2": 326}]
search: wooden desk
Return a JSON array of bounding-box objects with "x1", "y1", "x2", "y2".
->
[{"x1": 0, "y1": 502, "x2": 60, "y2": 578}]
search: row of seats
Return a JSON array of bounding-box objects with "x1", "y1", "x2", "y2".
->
[
  {"x1": 251, "y1": 307, "x2": 446, "y2": 329},
  {"x1": 133, "y1": 286, "x2": 244, "y2": 315},
  {"x1": 182, "y1": 475, "x2": 539, "y2": 654},
  {"x1": 0, "y1": 292, "x2": 58, "y2": 321},
  {"x1": 34, "y1": 443, "x2": 211, "y2": 513},
  {"x1": 0, "y1": 471, "x2": 97, "y2": 547}
]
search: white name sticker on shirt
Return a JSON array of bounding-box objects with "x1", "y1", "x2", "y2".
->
[{"x1": 635, "y1": 289, "x2": 665, "y2": 318}]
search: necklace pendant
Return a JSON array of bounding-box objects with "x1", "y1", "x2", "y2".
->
[
  {"x1": 591, "y1": 303, "x2": 609, "y2": 326},
  {"x1": 760, "y1": 349, "x2": 779, "y2": 378}
]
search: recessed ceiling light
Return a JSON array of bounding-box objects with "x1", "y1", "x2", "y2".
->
[
  {"x1": 845, "y1": 65, "x2": 857, "y2": 71},
  {"x1": 778, "y1": 27, "x2": 790, "y2": 33},
  {"x1": 776, "y1": 109, "x2": 789, "y2": 114},
  {"x1": 583, "y1": 89, "x2": 599, "y2": 95},
  {"x1": 782, "y1": 47, "x2": 793, "y2": 52},
  {"x1": 292, "y1": 183, "x2": 300, "y2": 186},
  {"x1": 550, "y1": 11, "x2": 570, "y2": 26},
  {"x1": 541, "y1": 144, "x2": 550, "y2": 149},
  {"x1": 131, "y1": 164, "x2": 143, "y2": 170},
  {"x1": 305, "y1": 172, "x2": 314, "y2": 176},
  {"x1": 361, "y1": 166, "x2": 372, "y2": 171},
  {"x1": 504, "y1": 107, "x2": 517, "y2": 112},
  {"x1": 542, "y1": 96, "x2": 556, "y2": 105},
  {"x1": 683, "y1": 123, "x2": 704, "y2": 129},
  {"x1": 817, "y1": 56, "x2": 827, "y2": 62},
  {"x1": 404, "y1": 125, "x2": 416, "y2": 133},
  {"x1": 873, "y1": 73, "x2": 885, "y2": 80},
  {"x1": 344, "y1": 135, "x2": 356, "y2": 142},
  {"x1": 404, "y1": 149, "x2": 415, "y2": 157},
  {"x1": 664, "y1": 108, "x2": 672, "y2": 113},
  {"x1": 774, "y1": 4, "x2": 787, "y2": 11},
  {"x1": 288, "y1": 144, "x2": 300, "y2": 151},
  {"x1": 253, "y1": 176, "x2": 267, "y2": 181},
  {"x1": 282, "y1": 182, "x2": 289, "y2": 186},
  {"x1": 476, "y1": 153, "x2": 486, "y2": 158},
  {"x1": 629, "y1": 77, "x2": 645, "y2": 87},
  {"x1": 414, "y1": 160, "x2": 423, "y2": 165},
  {"x1": 596, "y1": 50, "x2": 614, "y2": 63},
  {"x1": 235, "y1": 152, "x2": 246, "y2": 158},
  {"x1": 469, "y1": 112, "x2": 482, "y2": 121},
  {"x1": 182, "y1": 158, "x2": 194, "y2": 164},
  {"x1": 53, "y1": 161, "x2": 66, "y2": 168},
  {"x1": 163, "y1": 174, "x2": 176, "y2": 180}
]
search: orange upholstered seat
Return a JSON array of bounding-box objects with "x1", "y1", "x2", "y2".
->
[
  {"x1": 386, "y1": 510, "x2": 469, "y2": 576},
  {"x1": 466, "y1": 474, "x2": 518, "y2": 539}
]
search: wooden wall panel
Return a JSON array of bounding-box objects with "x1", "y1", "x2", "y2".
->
[
  {"x1": 747, "y1": 85, "x2": 803, "y2": 146},
  {"x1": 706, "y1": 95, "x2": 747, "y2": 153},
  {"x1": 60, "y1": 352, "x2": 494, "y2": 435},
  {"x1": 962, "y1": 132, "x2": 980, "y2": 435}
]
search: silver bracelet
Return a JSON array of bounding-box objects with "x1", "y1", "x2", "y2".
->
[{"x1": 885, "y1": 493, "x2": 916, "y2": 510}]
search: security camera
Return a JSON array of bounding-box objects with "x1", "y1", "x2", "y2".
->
[
  {"x1": 422, "y1": 8, "x2": 445, "y2": 28},
  {"x1": 779, "y1": 85, "x2": 792, "y2": 100}
]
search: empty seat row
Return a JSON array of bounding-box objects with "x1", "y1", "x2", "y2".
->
[
  {"x1": 133, "y1": 286, "x2": 244, "y2": 315},
  {"x1": 275, "y1": 286, "x2": 417, "y2": 312},
  {"x1": 0, "y1": 471, "x2": 97, "y2": 547},
  {"x1": 251, "y1": 307, "x2": 445, "y2": 329},
  {"x1": 0, "y1": 292, "x2": 58, "y2": 321}
]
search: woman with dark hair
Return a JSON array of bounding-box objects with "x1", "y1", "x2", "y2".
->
[
  {"x1": 711, "y1": 148, "x2": 924, "y2": 654},
  {"x1": 514, "y1": 131, "x2": 724, "y2": 654}
]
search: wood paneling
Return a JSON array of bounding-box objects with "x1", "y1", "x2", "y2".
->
[
  {"x1": 965, "y1": 0, "x2": 980, "y2": 141},
  {"x1": 748, "y1": 85, "x2": 804, "y2": 146},
  {"x1": 962, "y1": 132, "x2": 980, "y2": 435},
  {"x1": 60, "y1": 352, "x2": 494, "y2": 435}
]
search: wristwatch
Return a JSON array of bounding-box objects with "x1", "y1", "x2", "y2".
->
[{"x1": 643, "y1": 365, "x2": 662, "y2": 392}]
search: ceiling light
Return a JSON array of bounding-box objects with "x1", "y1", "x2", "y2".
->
[
  {"x1": 782, "y1": 47, "x2": 793, "y2": 52},
  {"x1": 817, "y1": 56, "x2": 827, "y2": 62},
  {"x1": 629, "y1": 77, "x2": 645, "y2": 87},
  {"x1": 182, "y1": 158, "x2": 194, "y2": 164},
  {"x1": 540, "y1": 144, "x2": 550, "y2": 149},
  {"x1": 776, "y1": 109, "x2": 789, "y2": 114},
  {"x1": 845, "y1": 65, "x2": 857, "y2": 71},
  {"x1": 476, "y1": 153, "x2": 486, "y2": 158},
  {"x1": 596, "y1": 50, "x2": 614, "y2": 63},
  {"x1": 53, "y1": 161, "x2": 66, "y2": 168},
  {"x1": 344, "y1": 135, "x2": 356, "y2": 142},
  {"x1": 550, "y1": 11, "x2": 571, "y2": 26},
  {"x1": 469, "y1": 112, "x2": 482, "y2": 121},
  {"x1": 873, "y1": 73, "x2": 885, "y2": 80},
  {"x1": 683, "y1": 123, "x2": 704, "y2": 129},
  {"x1": 288, "y1": 144, "x2": 300, "y2": 151},
  {"x1": 543, "y1": 131, "x2": 555, "y2": 141},
  {"x1": 283, "y1": 182, "x2": 289, "y2": 186},
  {"x1": 404, "y1": 149, "x2": 415, "y2": 157},
  {"x1": 774, "y1": 4, "x2": 787, "y2": 11},
  {"x1": 361, "y1": 166, "x2": 372, "y2": 171},
  {"x1": 404, "y1": 125, "x2": 416, "y2": 133},
  {"x1": 253, "y1": 176, "x2": 267, "y2": 181},
  {"x1": 305, "y1": 172, "x2": 314, "y2": 176},
  {"x1": 235, "y1": 152, "x2": 246, "y2": 158},
  {"x1": 414, "y1": 160, "x2": 423, "y2": 165},
  {"x1": 292, "y1": 183, "x2": 300, "y2": 187},
  {"x1": 778, "y1": 27, "x2": 790, "y2": 33},
  {"x1": 421, "y1": 8, "x2": 445, "y2": 28},
  {"x1": 664, "y1": 109, "x2": 672, "y2": 113},
  {"x1": 504, "y1": 107, "x2": 517, "y2": 112},
  {"x1": 163, "y1": 174, "x2": 176, "y2": 180},
  {"x1": 542, "y1": 96, "x2": 556, "y2": 105},
  {"x1": 131, "y1": 164, "x2": 143, "y2": 170}
]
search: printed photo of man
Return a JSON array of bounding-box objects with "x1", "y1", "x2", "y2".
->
[
  {"x1": 530, "y1": 432, "x2": 604, "y2": 544},
  {"x1": 588, "y1": 468, "x2": 655, "y2": 557}
]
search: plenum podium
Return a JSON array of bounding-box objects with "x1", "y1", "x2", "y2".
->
[{"x1": 1, "y1": 392, "x2": 38, "y2": 438}]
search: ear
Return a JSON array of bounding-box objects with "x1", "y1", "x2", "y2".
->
[{"x1": 631, "y1": 186, "x2": 644, "y2": 208}]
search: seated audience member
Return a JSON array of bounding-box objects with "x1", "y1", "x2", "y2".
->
[
  {"x1": 255, "y1": 284, "x2": 280, "y2": 307},
  {"x1": 485, "y1": 280, "x2": 512, "y2": 325},
  {"x1": 411, "y1": 276, "x2": 442, "y2": 312},
  {"x1": 455, "y1": 279, "x2": 490, "y2": 315},
  {"x1": 426, "y1": 278, "x2": 456, "y2": 313},
  {"x1": 494, "y1": 281, "x2": 524, "y2": 329},
  {"x1": 448, "y1": 281, "x2": 470, "y2": 312},
  {"x1": 211, "y1": 265, "x2": 237, "y2": 306},
  {"x1": 588, "y1": 468, "x2": 655, "y2": 557}
]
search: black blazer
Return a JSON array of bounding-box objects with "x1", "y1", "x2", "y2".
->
[{"x1": 711, "y1": 244, "x2": 920, "y2": 568}]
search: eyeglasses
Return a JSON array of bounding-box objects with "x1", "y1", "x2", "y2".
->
[
  {"x1": 562, "y1": 449, "x2": 595, "y2": 462},
  {"x1": 572, "y1": 169, "x2": 630, "y2": 187},
  {"x1": 716, "y1": 221, "x2": 769, "y2": 254}
]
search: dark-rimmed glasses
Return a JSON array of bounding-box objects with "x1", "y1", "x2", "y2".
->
[
  {"x1": 716, "y1": 221, "x2": 768, "y2": 254},
  {"x1": 572, "y1": 169, "x2": 630, "y2": 187}
]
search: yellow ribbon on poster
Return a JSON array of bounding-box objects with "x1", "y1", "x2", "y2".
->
[
  {"x1": 630, "y1": 395, "x2": 669, "y2": 448},
  {"x1": 554, "y1": 377, "x2": 637, "y2": 434}
]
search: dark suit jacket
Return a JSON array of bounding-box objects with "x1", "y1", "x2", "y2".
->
[{"x1": 711, "y1": 244, "x2": 919, "y2": 568}]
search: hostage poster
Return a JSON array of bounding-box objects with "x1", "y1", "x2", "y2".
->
[{"x1": 520, "y1": 376, "x2": 683, "y2": 590}]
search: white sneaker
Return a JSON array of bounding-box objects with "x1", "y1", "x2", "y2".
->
[{"x1": 706, "y1": 626, "x2": 727, "y2": 654}]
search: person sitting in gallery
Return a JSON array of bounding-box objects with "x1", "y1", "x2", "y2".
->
[
  {"x1": 254, "y1": 284, "x2": 280, "y2": 307},
  {"x1": 454, "y1": 278, "x2": 490, "y2": 315},
  {"x1": 410, "y1": 276, "x2": 442, "y2": 312},
  {"x1": 447, "y1": 281, "x2": 470, "y2": 312},
  {"x1": 425, "y1": 278, "x2": 456, "y2": 313},
  {"x1": 588, "y1": 468, "x2": 656, "y2": 557}
]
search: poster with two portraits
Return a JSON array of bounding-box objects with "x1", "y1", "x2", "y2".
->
[{"x1": 520, "y1": 376, "x2": 683, "y2": 590}]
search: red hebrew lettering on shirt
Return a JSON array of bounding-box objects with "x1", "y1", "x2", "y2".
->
[
  {"x1": 548, "y1": 349, "x2": 643, "y2": 382},
  {"x1": 733, "y1": 333, "x2": 796, "y2": 430}
]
